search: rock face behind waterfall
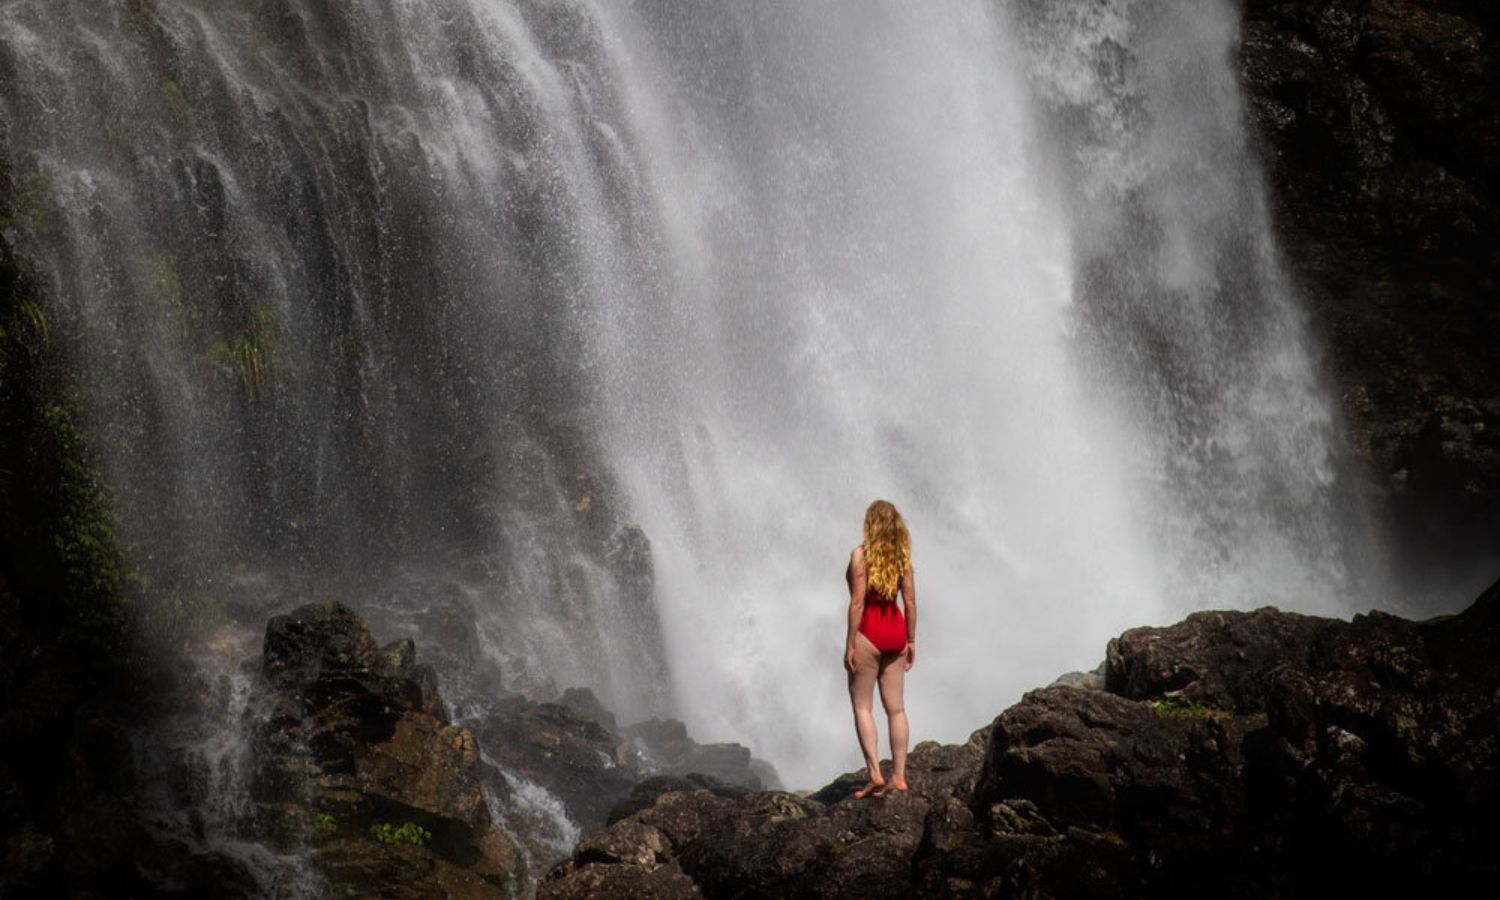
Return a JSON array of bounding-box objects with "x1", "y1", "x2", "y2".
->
[
  {"x1": 1239, "y1": 0, "x2": 1500, "y2": 582},
  {"x1": 542, "y1": 580, "x2": 1500, "y2": 899}
]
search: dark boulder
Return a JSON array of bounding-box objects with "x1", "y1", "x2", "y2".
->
[{"x1": 1105, "y1": 607, "x2": 1330, "y2": 711}]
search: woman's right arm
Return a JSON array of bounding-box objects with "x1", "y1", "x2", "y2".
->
[
  {"x1": 901, "y1": 565, "x2": 917, "y2": 671},
  {"x1": 845, "y1": 549, "x2": 866, "y2": 673}
]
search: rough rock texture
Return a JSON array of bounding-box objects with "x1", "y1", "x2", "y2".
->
[
  {"x1": 1240, "y1": 0, "x2": 1500, "y2": 584},
  {"x1": 543, "y1": 580, "x2": 1500, "y2": 899},
  {"x1": 249, "y1": 601, "x2": 519, "y2": 898},
  {"x1": 1105, "y1": 607, "x2": 1328, "y2": 710},
  {"x1": 477, "y1": 692, "x2": 779, "y2": 835}
]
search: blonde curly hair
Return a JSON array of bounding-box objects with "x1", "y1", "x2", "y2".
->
[{"x1": 863, "y1": 499, "x2": 911, "y2": 600}]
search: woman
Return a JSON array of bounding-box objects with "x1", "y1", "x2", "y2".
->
[{"x1": 844, "y1": 499, "x2": 917, "y2": 797}]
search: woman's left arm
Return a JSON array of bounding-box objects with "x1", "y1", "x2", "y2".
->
[
  {"x1": 902, "y1": 566, "x2": 917, "y2": 671},
  {"x1": 845, "y1": 550, "x2": 867, "y2": 673}
]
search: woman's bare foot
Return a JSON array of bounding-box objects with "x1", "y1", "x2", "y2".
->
[
  {"x1": 873, "y1": 776, "x2": 909, "y2": 796},
  {"x1": 852, "y1": 769, "x2": 886, "y2": 799}
]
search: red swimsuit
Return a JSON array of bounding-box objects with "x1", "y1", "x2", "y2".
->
[
  {"x1": 847, "y1": 558, "x2": 908, "y2": 654},
  {"x1": 858, "y1": 588, "x2": 908, "y2": 654}
]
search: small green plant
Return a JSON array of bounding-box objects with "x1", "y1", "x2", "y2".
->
[
  {"x1": 160, "y1": 79, "x2": 190, "y2": 118},
  {"x1": 371, "y1": 821, "x2": 431, "y2": 847},
  {"x1": 15, "y1": 171, "x2": 54, "y2": 231},
  {"x1": 1151, "y1": 695, "x2": 1231, "y2": 720},
  {"x1": 235, "y1": 303, "x2": 285, "y2": 397},
  {"x1": 314, "y1": 812, "x2": 337, "y2": 834},
  {"x1": 1, "y1": 295, "x2": 48, "y2": 353},
  {"x1": 144, "y1": 252, "x2": 186, "y2": 318}
]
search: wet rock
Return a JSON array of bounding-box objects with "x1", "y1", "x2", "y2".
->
[
  {"x1": 479, "y1": 695, "x2": 637, "y2": 832},
  {"x1": 558, "y1": 685, "x2": 618, "y2": 732},
  {"x1": 623, "y1": 717, "x2": 779, "y2": 791},
  {"x1": 478, "y1": 688, "x2": 779, "y2": 835},
  {"x1": 357, "y1": 712, "x2": 489, "y2": 828}
]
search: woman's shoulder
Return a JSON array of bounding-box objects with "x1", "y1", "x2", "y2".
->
[{"x1": 850, "y1": 544, "x2": 865, "y2": 565}]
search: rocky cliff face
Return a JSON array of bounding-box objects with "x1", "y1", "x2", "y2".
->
[
  {"x1": 1239, "y1": 0, "x2": 1500, "y2": 589},
  {"x1": 543, "y1": 579, "x2": 1500, "y2": 899}
]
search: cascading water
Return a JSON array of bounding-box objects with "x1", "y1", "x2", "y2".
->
[
  {"x1": 0, "y1": 0, "x2": 1376, "y2": 838},
  {"x1": 573, "y1": 0, "x2": 1379, "y2": 787}
]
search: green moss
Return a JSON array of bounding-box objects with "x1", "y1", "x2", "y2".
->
[
  {"x1": 15, "y1": 171, "x2": 54, "y2": 231},
  {"x1": 314, "y1": 812, "x2": 337, "y2": 833},
  {"x1": 1150, "y1": 695, "x2": 1231, "y2": 720},
  {"x1": 40, "y1": 393, "x2": 139, "y2": 661},
  {"x1": 371, "y1": 821, "x2": 431, "y2": 847},
  {"x1": 144, "y1": 252, "x2": 185, "y2": 316},
  {"x1": 159, "y1": 79, "x2": 190, "y2": 118}
]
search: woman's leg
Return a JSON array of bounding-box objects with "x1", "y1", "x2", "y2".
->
[
  {"x1": 876, "y1": 651, "x2": 909, "y2": 791},
  {"x1": 846, "y1": 632, "x2": 884, "y2": 796}
]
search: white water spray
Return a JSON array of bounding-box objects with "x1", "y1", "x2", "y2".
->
[{"x1": 577, "y1": 0, "x2": 1366, "y2": 787}]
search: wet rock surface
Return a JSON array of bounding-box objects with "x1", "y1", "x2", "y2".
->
[{"x1": 543, "y1": 580, "x2": 1500, "y2": 899}]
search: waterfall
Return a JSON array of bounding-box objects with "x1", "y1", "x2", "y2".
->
[
  {"x1": 573, "y1": 0, "x2": 1376, "y2": 786},
  {"x1": 0, "y1": 0, "x2": 1374, "y2": 798}
]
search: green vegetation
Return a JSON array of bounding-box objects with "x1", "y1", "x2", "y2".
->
[
  {"x1": 0, "y1": 293, "x2": 48, "y2": 367},
  {"x1": 160, "y1": 79, "x2": 190, "y2": 118},
  {"x1": 234, "y1": 303, "x2": 285, "y2": 396},
  {"x1": 14, "y1": 171, "x2": 54, "y2": 232},
  {"x1": 40, "y1": 393, "x2": 139, "y2": 661},
  {"x1": 371, "y1": 821, "x2": 431, "y2": 847},
  {"x1": 1151, "y1": 695, "x2": 1232, "y2": 721},
  {"x1": 314, "y1": 812, "x2": 337, "y2": 834},
  {"x1": 144, "y1": 252, "x2": 187, "y2": 323}
]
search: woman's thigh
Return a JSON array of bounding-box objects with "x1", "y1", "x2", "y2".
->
[
  {"x1": 876, "y1": 652, "x2": 905, "y2": 712},
  {"x1": 847, "y1": 632, "x2": 882, "y2": 703}
]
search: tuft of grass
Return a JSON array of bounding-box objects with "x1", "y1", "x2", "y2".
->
[
  {"x1": 235, "y1": 303, "x2": 285, "y2": 397},
  {"x1": 314, "y1": 812, "x2": 337, "y2": 834},
  {"x1": 371, "y1": 821, "x2": 431, "y2": 847},
  {"x1": 1151, "y1": 695, "x2": 1231, "y2": 720}
]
